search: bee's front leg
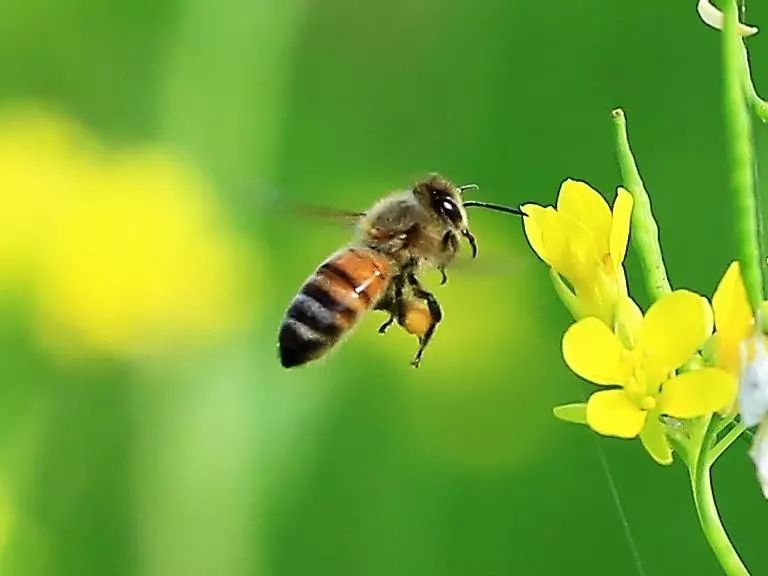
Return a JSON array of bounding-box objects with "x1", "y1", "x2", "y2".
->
[
  {"x1": 405, "y1": 273, "x2": 443, "y2": 368},
  {"x1": 439, "y1": 231, "x2": 459, "y2": 286},
  {"x1": 438, "y1": 265, "x2": 448, "y2": 286}
]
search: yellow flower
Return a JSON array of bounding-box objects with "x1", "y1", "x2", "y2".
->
[
  {"x1": 522, "y1": 179, "x2": 633, "y2": 324},
  {"x1": 555, "y1": 290, "x2": 737, "y2": 464},
  {"x1": 0, "y1": 106, "x2": 253, "y2": 357},
  {"x1": 711, "y1": 261, "x2": 753, "y2": 376}
]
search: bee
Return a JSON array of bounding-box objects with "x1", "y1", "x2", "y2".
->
[{"x1": 278, "y1": 173, "x2": 523, "y2": 368}]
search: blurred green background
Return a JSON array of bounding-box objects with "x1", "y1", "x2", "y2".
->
[{"x1": 1, "y1": 1, "x2": 767, "y2": 575}]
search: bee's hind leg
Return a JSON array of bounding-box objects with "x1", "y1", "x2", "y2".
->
[
  {"x1": 406, "y1": 273, "x2": 443, "y2": 368},
  {"x1": 376, "y1": 275, "x2": 405, "y2": 334}
]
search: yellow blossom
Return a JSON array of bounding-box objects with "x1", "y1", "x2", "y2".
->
[
  {"x1": 0, "y1": 106, "x2": 252, "y2": 357},
  {"x1": 522, "y1": 179, "x2": 633, "y2": 324},
  {"x1": 555, "y1": 290, "x2": 737, "y2": 464},
  {"x1": 711, "y1": 261, "x2": 754, "y2": 376},
  {"x1": 710, "y1": 262, "x2": 768, "y2": 497}
]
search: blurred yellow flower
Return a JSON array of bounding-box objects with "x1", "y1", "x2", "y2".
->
[
  {"x1": 0, "y1": 106, "x2": 251, "y2": 357},
  {"x1": 712, "y1": 261, "x2": 753, "y2": 376},
  {"x1": 522, "y1": 179, "x2": 633, "y2": 325},
  {"x1": 555, "y1": 291, "x2": 736, "y2": 464}
]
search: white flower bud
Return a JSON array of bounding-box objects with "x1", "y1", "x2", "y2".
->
[{"x1": 697, "y1": 0, "x2": 759, "y2": 37}]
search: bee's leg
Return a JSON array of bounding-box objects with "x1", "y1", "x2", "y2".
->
[
  {"x1": 439, "y1": 232, "x2": 459, "y2": 286},
  {"x1": 377, "y1": 275, "x2": 405, "y2": 334},
  {"x1": 406, "y1": 273, "x2": 443, "y2": 368},
  {"x1": 378, "y1": 314, "x2": 395, "y2": 334},
  {"x1": 375, "y1": 296, "x2": 395, "y2": 333},
  {"x1": 438, "y1": 265, "x2": 448, "y2": 286}
]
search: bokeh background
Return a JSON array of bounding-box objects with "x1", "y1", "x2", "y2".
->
[{"x1": 1, "y1": 1, "x2": 767, "y2": 575}]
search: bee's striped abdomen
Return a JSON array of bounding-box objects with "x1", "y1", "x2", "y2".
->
[{"x1": 279, "y1": 248, "x2": 392, "y2": 368}]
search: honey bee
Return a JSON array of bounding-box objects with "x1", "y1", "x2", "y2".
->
[{"x1": 278, "y1": 173, "x2": 523, "y2": 368}]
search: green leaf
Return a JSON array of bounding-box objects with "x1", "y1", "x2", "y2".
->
[
  {"x1": 639, "y1": 412, "x2": 673, "y2": 465},
  {"x1": 553, "y1": 403, "x2": 588, "y2": 425}
]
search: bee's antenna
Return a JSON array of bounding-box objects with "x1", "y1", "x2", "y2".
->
[
  {"x1": 463, "y1": 200, "x2": 525, "y2": 217},
  {"x1": 458, "y1": 183, "x2": 480, "y2": 194}
]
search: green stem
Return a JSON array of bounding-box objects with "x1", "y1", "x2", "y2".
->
[
  {"x1": 741, "y1": 44, "x2": 768, "y2": 123},
  {"x1": 611, "y1": 108, "x2": 672, "y2": 302},
  {"x1": 689, "y1": 416, "x2": 750, "y2": 576},
  {"x1": 737, "y1": 0, "x2": 768, "y2": 121},
  {"x1": 712, "y1": 413, "x2": 737, "y2": 437},
  {"x1": 722, "y1": 0, "x2": 764, "y2": 308},
  {"x1": 709, "y1": 421, "x2": 748, "y2": 464},
  {"x1": 691, "y1": 464, "x2": 750, "y2": 576}
]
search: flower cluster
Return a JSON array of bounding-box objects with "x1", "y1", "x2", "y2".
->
[
  {"x1": 519, "y1": 5, "x2": 768, "y2": 573},
  {"x1": 524, "y1": 181, "x2": 739, "y2": 464},
  {"x1": 522, "y1": 179, "x2": 632, "y2": 325}
]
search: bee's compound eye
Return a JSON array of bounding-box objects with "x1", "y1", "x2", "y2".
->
[{"x1": 439, "y1": 198, "x2": 462, "y2": 227}]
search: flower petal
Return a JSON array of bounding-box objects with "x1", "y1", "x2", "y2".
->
[
  {"x1": 637, "y1": 290, "x2": 714, "y2": 375},
  {"x1": 712, "y1": 261, "x2": 753, "y2": 375},
  {"x1": 521, "y1": 204, "x2": 550, "y2": 265},
  {"x1": 553, "y1": 403, "x2": 587, "y2": 425},
  {"x1": 658, "y1": 368, "x2": 737, "y2": 418},
  {"x1": 614, "y1": 296, "x2": 643, "y2": 349},
  {"x1": 562, "y1": 317, "x2": 627, "y2": 385},
  {"x1": 586, "y1": 389, "x2": 647, "y2": 438},
  {"x1": 639, "y1": 412, "x2": 673, "y2": 465},
  {"x1": 522, "y1": 204, "x2": 586, "y2": 281},
  {"x1": 556, "y1": 179, "x2": 612, "y2": 254},
  {"x1": 548, "y1": 212, "x2": 600, "y2": 283},
  {"x1": 608, "y1": 187, "x2": 633, "y2": 271}
]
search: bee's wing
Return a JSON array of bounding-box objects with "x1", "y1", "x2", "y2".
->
[
  {"x1": 247, "y1": 185, "x2": 365, "y2": 229},
  {"x1": 291, "y1": 202, "x2": 365, "y2": 223},
  {"x1": 443, "y1": 247, "x2": 526, "y2": 278},
  {"x1": 282, "y1": 201, "x2": 365, "y2": 232}
]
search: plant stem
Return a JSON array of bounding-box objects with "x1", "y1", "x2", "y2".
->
[
  {"x1": 611, "y1": 109, "x2": 672, "y2": 302},
  {"x1": 691, "y1": 463, "x2": 750, "y2": 576},
  {"x1": 735, "y1": 0, "x2": 768, "y2": 122},
  {"x1": 741, "y1": 44, "x2": 768, "y2": 123},
  {"x1": 709, "y1": 421, "x2": 748, "y2": 464},
  {"x1": 712, "y1": 413, "x2": 737, "y2": 437},
  {"x1": 722, "y1": 0, "x2": 764, "y2": 308},
  {"x1": 689, "y1": 416, "x2": 750, "y2": 575}
]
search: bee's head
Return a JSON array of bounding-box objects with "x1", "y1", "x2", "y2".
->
[
  {"x1": 413, "y1": 173, "x2": 469, "y2": 231},
  {"x1": 413, "y1": 173, "x2": 524, "y2": 259}
]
